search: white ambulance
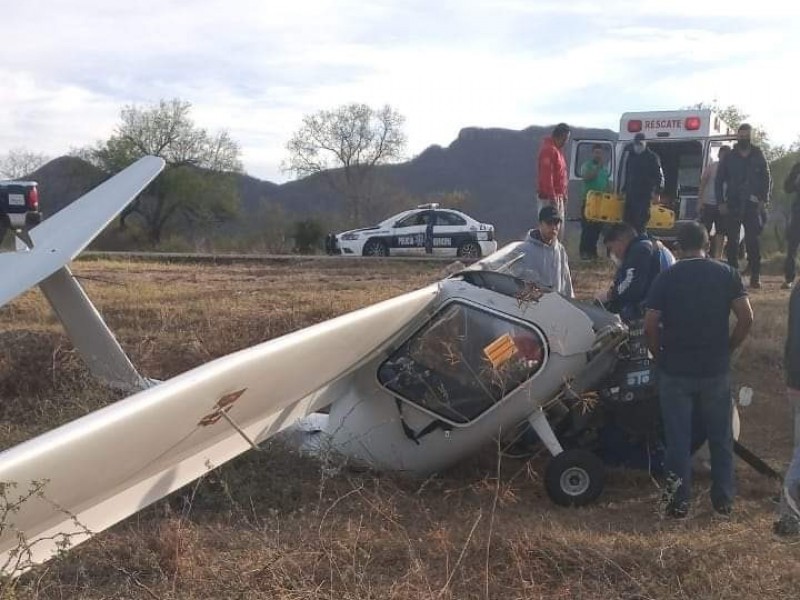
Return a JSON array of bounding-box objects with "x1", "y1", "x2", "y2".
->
[{"x1": 570, "y1": 109, "x2": 737, "y2": 241}]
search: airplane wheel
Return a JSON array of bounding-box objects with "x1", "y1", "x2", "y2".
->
[{"x1": 544, "y1": 449, "x2": 605, "y2": 507}]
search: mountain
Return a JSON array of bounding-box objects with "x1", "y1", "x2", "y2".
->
[{"x1": 29, "y1": 125, "x2": 617, "y2": 244}]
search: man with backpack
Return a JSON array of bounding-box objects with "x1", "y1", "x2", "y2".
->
[
  {"x1": 597, "y1": 222, "x2": 674, "y2": 323},
  {"x1": 782, "y1": 160, "x2": 800, "y2": 289}
]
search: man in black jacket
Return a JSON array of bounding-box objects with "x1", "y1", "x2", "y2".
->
[
  {"x1": 782, "y1": 161, "x2": 800, "y2": 289},
  {"x1": 598, "y1": 222, "x2": 669, "y2": 322},
  {"x1": 622, "y1": 133, "x2": 665, "y2": 234},
  {"x1": 715, "y1": 124, "x2": 772, "y2": 289}
]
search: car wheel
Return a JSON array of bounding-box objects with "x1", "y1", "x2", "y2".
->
[
  {"x1": 362, "y1": 240, "x2": 388, "y2": 257},
  {"x1": 457, "y1": 241, "x2": 481, "y2": 259},
  {"x1": 544, "y1": 449, "x2": 605, "y2": 507}
]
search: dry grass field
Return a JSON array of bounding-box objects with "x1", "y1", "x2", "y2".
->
[{"x1": 1, "y1": 256, "x2": 799, "y2": 599}]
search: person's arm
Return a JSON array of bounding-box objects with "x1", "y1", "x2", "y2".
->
[
  {"x1": 610, "y1": 244, "x2": 654, "y2": 307},
  {"x1": 786, "y1": 288, "x2": 800, "y2": 389},
  {"x1": 730, "y1": 296, "x2": 754, "y2": 353},
  {"x1": 561, "y1": 248, "x2": 574, "y2": 298},
  {"x1": 581, "y1": 161, "x2": 598, "y2": 182},
  {"x1": 715, "y1": 156, "x2": 728, "y2": 215},
  {"x1": 759, "y1": 149, "x2": 772, "y2": 203},
  {"x1": 538, "y1": 147, "x2": 555, "y2": 199},
  {"x1": 697, "y1": 165, "x2": 711, "y2": 208},
  {"x1": 652, "y1": 153, "x2": 665, "y2": 195},
  {"x1": 644, "y1": 309, "x2": 662, "y2": 361}
]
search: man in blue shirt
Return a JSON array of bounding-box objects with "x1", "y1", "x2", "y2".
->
[
  {"x1": 598, "y1": 222, "x2": 673, "y2": 323},
  {"x1": 644, "y1": 221, "x2": 753, "y2": 518}
]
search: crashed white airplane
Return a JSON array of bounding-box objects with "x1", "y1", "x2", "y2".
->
[{"x1": 0, "y1": 156, "x2": 777, "y2": 577}]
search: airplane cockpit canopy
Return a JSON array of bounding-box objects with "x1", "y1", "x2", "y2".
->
[{"x1": 378, "y1": 301, "x2": 547, "y2": 425}]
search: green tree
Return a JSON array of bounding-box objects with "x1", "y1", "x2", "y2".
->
[
  {"x1": 88, "y1": 99, "x2": 243, "y2": 244},
  {"x1": 686, "y1": 101, "x2": 787, "y2": 160},
  {"x1": 292, "y1": 218, "x2": 325, "y2": 254},
  {"x1": 284, "y1": 103, "x2": 407, "y2": 224}
]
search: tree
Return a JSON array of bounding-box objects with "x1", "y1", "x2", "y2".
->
[
  {"x1": 0, "y1": 148, "x2": 50, "y2": 179},
  {"x1": 284, "y1": 103, "x2": 407, "y2": 224},
  {"x1": 686, "y1": 101, "x2": 787, "y2": 160},
  {"x1": 88, "y1": 99, "x2": 243, "y2": 244}
]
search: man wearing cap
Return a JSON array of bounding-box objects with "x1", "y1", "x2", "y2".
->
[
  {"x1": 537, "y1": 123, "x2": 571, "y2": 222},
  {"x1": 715, "y1": 123, "x2": 771, "y2": 289},
  {"x1": 514, "y1": 205, "x2": 574, "y2": 297},
  {"x1": 622, "y1": 133, "x2": 665, "y2": 234}
]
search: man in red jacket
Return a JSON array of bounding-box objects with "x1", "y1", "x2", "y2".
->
[{"x1": 537, "y1": 123, "x2": 571, "y2": 222}]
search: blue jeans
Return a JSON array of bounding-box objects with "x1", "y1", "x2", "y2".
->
[
  {"x1": 779, "y1": 390, "x2": 800, "y2": 521},
  {"x1": 658, "y1": 370, "x2": 735, "y2": 508}
]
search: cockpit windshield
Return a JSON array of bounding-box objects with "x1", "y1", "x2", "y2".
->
[{"x1": 378, "y1": 302, "x2": 546, "y2": 424}]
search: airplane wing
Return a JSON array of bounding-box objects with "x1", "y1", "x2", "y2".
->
[
  {"x1": 0, "y1": 284, "x2": 437, "y2": 576},
  {"x1": 0, "y1": 156, "x2": 165, "y2": 308}
]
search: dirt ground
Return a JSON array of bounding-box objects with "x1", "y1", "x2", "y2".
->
[{"x1": 1, "y1": 256, "x2": 799, "y2": 599}]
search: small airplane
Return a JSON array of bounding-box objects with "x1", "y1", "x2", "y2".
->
[{"x1": 0, "y1": 156, "x2": 777, "y2": 577}]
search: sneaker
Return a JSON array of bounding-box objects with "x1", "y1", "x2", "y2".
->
[
  {"x1": 774, "y1": 516, "x2": 800, "y2": 536},
  {"x1": 783, "y1": 281, "x2": 794, "y2": 290},
  {"x1": 665, "y1": 502, "x2": 689, "y2": 519}
]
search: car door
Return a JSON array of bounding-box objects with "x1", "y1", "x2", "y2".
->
[
  {"x1": 391, "y1": 211, "x2": 430, "y2": 256},
  {"x1": 432, "y1": 210, "x2": 467, "y2": 257}
]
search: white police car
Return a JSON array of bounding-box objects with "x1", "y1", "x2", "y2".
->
[{"x1": 327, "y1": 204, "x2": 497, "y2": 258}]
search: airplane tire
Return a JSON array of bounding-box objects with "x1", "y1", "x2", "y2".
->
[{"x1": 544, "y1": 449, "x2": 605, "y2": 507}]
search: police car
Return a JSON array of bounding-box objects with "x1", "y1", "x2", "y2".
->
[{"x1": 328, "y1": 204, "x2": 497, "y2": 258}]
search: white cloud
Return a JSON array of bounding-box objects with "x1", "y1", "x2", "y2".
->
[{"x1": 1, "y1": 0, "x2": 798, "y2": 182}]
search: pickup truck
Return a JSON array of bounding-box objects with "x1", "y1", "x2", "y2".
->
[{"x1": 0, "y1": 180, "x2": 41, "y2": 243}]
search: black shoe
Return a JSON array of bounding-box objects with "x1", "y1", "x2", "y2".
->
[
  {"x1": 713, "y1": 503, "x2": 733, "y2": 518},
  {"x1": 749, "y1": 279, "x2": 762, "y2": 290},
  {"x1": 665, "y1": 502, "x2": 689, "y2": 519}
]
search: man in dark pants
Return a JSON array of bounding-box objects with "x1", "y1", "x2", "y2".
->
[
  {"x1": 579, "y1": 144, "x2": 610, "y2": 259},
  {"x1": 782, "y1": 161, "x2": 800, "y2": 289},
  {"x1": 644, "y1": 222, "x2": 753, "y2": 518},
  {"x1": 715, "y1": 124, "x2": 772, "y2": 289},
  {"x1": 622, "y1": 132, "x2": 664, "y2": 234}
]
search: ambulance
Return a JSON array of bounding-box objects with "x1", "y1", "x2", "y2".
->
[{"x1": 570, "y1": 109, "x2": 737, "y2": 241}]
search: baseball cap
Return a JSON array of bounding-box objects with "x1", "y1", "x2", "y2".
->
[
  {"x1": 634, "y1": 132, "x2": 646, "y2": 142},
  {"x1": 539, "y1": 205, "x2": 562, "y2": 224}
]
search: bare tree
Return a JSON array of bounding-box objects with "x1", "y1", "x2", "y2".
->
[
  {"x1": 88, "y1": 99, "x2": 243, "y2": 244},
  {"x1": 284, "y1": 103, "x2": 406, "y2": 223},
  {"x1": 0, "y1": 148, "x2": 51, "y2": 179}
]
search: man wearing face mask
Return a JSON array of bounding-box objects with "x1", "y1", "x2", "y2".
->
[
  {"x1": 622, "y1": 133, "x2": 665, "y2": 234},
  {"x1": 579, "y1": 144, "x2": 611, "y2": 259},
  {"x1": 597, "y1": 222, "x2": 674, "y2": 322},
  {"x1": 715, "y1": 123, "x2": 772, "y2": 289}
]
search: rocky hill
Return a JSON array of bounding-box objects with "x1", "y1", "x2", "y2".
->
[{"x1": 28, "y1": 125, "x2": 617, "y2": 243}]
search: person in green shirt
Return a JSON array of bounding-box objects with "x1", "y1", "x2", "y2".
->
[{"x1": 579, "y1": 144, "x2": 611, "y2": 259}]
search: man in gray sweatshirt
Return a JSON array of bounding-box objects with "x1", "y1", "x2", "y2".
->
[{"x1": 515, "y1": 205, "x2": 574, "y2": 297}]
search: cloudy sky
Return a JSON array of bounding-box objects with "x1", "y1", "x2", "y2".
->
[{"x1": 2, "y1": 0, "x2": 798, "y2": 182}]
